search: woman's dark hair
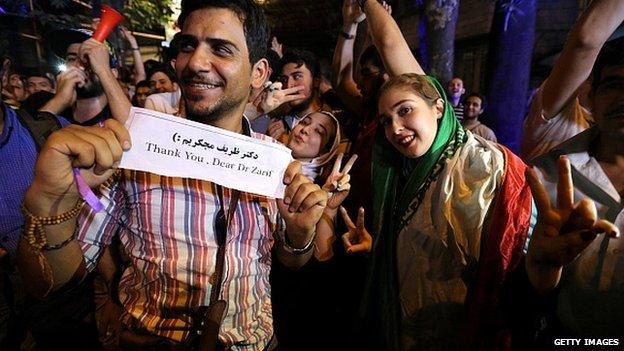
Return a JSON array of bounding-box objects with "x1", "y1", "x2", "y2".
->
[
  {"x1": 178, "y1": 0, "x2": 269, "y2": 65},
  {"x1": 135, "y1": 80, "x2": 151, "y2": 90},
  {"x1": 149, "y1": 65, "x2": 178, "y2": 84},
  {"x1": 359, "y1": 45, "x2": 384, "y2": 71},
  {"x1": 592, "y1": 37, "x2": 624, "y2": 91}
]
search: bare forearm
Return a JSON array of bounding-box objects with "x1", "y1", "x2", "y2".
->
[
  {"x1": 332, "y1": 23, "x2": 358, "y2": 88},
  {"x1": 542, "y1": 0, "x2": 624, "y2": 118},
  {"x1": 526, "y1": 257, "x2": 563, "y2": 295},
  {"x1": 314, "y1": 210, "x2": 337, "y2": 261},
  {"x1": 275, "y1": 241, "x2": 314, "y2": 269},
  {"x1": 96, "y1": 69, "x2": 132, "y2": 124},
  {"x1": 363, "y1": 0, "x2": 424, "y2": 76},
  {"x1": 40, "y1": 96, "x2": 71, "y2": 115},
  {"x1": 18, "y1": 185, "x2": 85, "y2": 296},
  {"x1": 275, "y1": 227, "x2": 315, "y2": 269},
  {"x1": 131, "y1": 51, "x2": 146, "y2": 83}
]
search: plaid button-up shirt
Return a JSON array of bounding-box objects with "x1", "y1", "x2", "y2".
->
[{"x1": 77, "y1": 132, "x2": 281, "y2": 350}]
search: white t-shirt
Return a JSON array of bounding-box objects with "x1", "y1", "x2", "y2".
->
[
  {"x1": 521, "y1": 85, "x2": 592, "y2": 163},
  {"x1": 464, "y1": 121, "x2": 497, "y2": 142},
  {"x1": 144, "y1": 90, "x2": 181, "y2": 116},
  {"x1": 533, "y1": 128, "x2": 624, "y2": 337}
]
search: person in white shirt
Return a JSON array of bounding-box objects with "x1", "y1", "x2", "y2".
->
[
  {"x1": 144, "y1": 66, "x2": 182, "y2": 115},
  {"x1": 461, "y1": 92, "x2": 497, "y2": 142},
  {"x1": 520, "y1": 0, "x2": 624, "y2": 162},
  {"x1": 527, "y1": 2, "x2": 624, "y2": 338}
]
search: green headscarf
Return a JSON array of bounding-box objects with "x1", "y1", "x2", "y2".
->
[{"x1": 360, "y1": 75, "x2": 466, "y2": 350}]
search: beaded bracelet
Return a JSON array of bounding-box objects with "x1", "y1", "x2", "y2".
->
[{"x1": 21, "y1": 198, "x2": 85, "y2": 251}]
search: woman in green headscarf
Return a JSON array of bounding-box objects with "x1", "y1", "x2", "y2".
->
[{"x1": 339, "y1": 1, "x2": 535, "y2": 350}]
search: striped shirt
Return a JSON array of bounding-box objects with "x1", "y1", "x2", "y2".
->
[{"x1": 77, "y1": 131, "x2": 281, "y2": 350}]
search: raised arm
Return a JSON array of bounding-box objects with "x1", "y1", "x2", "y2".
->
[
  {"x1": 362, "y1": 0, "x2": 424, "y2": 76},
  {"x1": 541, "y1": 0, "x2": 624, "y2": 119},
  {"x1": 80, "y1": 39, "x2": 133, "y2": 124},
  {"x1": 121, "y1": 28, "x2": 147, "y2": 83},
  {"x1": 331, "y1": 0, "x2": 366, "y2": 115}
]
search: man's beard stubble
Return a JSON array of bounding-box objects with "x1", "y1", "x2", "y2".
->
[
  {"x1": 290, "y1": 94, "x2": 314, "y2": 115},
  {"x1": 76, "y1": 71, "x2": 104, "y2": 99},
  {"x1": 184, "y1": 93, "x2": 247, "y2": 125}
]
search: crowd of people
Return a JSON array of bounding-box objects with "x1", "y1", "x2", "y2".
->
[{"x1": 1, "y1": 0, "x2": 623, "y2": 350}]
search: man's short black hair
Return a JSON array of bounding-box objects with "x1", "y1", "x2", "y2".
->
[
  {"x1": 136, "y1": 80, "x2": 152, "y2": 90},
  {"x1": 359, "y1": 45, "x2": 384, "y2": 71},
  {"x1": 164, "y1": 33, "x2": 182, "y2": 64},
  {"x1": 266, "y1": 49, "x2": 281, "y2": 82},
  {"x1": 279, "y1": 49, "x2": 320, "y2": 79},
  {"x1": 177, "y1": 0, "x2": 269, "y2": 65},
  {"x1": 463, "y1": 92, "x2": 486, "y2": 109},
  {"x1": 592, "y1": 37, "x2": 624, "y2": 91},
  {"x1": 149, "y1": 65, "x2": 178, "y2": 84},
  {"x1": 27, "y1": 68, "x2": 55, "y2": 89}
]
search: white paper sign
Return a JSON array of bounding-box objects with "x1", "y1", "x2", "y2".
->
[{"x1": 119, "y1": 107, "x2": 293, "y2": 198}]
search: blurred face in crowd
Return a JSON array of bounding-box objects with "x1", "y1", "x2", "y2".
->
[
  {"x1": 66, "y1": 43, "x2": 105, "y2": 99},
  {"x1": 287, "y1": 112, "x2": 336, "y2": 160},
  {"x1": 279, "y1": 63, "x2": 315, "y2": 109},
  {"x1": 134, "y1": 86, "x2": 152, "y2": 108},
  {"x1": 591, "y1": 64, "x2": 624, "y2": 139},
  {"x1": 378, "y1": 86, "x2": 444, "y2": 158},
  {"x1": 175, "y1": 7, "x2": 263, "y2": 124},
  {"x1": 26, "y1": 76, "x2": 54, "y2": 94},
  {"x1": 9, "y1": 74, "x2": 27, "y2": 101},
  {"x1": 358, "y1": 60, "x2": 387, "y2": 98},
  {"x1": 447, "y1": 77, "x2": 465, "y2": 99},
  {"x1": 150, "y1": 71, "x2": 176, "y2": 93},
  {"x1": 464, "y1": 95, "x2": 484, "y2": 120}
]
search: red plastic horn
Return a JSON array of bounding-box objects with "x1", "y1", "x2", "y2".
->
[{"x1": 92, "y1": 5, "x2": 123, "y2": 42}]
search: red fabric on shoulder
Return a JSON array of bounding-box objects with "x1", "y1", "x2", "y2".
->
[{"x1": 463, "y1": 146, "x2": 533, "y2": 350}]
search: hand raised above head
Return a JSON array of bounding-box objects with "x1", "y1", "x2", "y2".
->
[
  {"x1": 342, "y1": 0, "x2": 366, "y2": 24},
  {"x1": 271, "y1": 37, "x2": 283, "y2": 58},
  {"x1": 120, "y1": 27, "x2": 138, "y2": 46}
]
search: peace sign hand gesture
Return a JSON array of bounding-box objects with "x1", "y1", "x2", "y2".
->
[
  {"x1": 323, "y1": 154, "x2": 358, "y2": 211},
  {"x1": 526, "y1": 156, "x2": 619, "y2": 294},
  {"x1": 259, "y1": 82, "x2": 305, "y2": 115},
  {"x1": 340, "y1": 206, "x2": 372, "y2": 254}
]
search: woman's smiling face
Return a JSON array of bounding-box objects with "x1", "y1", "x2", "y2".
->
[{"x1": 378, "y1": 87, "x2": 443, "y2": 158}]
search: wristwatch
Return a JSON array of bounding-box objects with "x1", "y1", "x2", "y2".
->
[{"x1": 339, "y1": 31, "x2": 356, "y2": 40}]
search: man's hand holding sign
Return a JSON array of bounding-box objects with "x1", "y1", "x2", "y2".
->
[
  {"x1": 120, "y1": 108, "x2": 295, "y2": 198},
  {"x1": 20, "y1": 106, "x2": 326, "y2": 294}
]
